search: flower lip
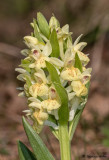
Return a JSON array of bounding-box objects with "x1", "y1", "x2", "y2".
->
[
  {"x1": 51, "y1": 88, "x2": 55, "y2": 93},
  {"x1": 33, "y1": 50, "x2": 38, "y2": 54}
]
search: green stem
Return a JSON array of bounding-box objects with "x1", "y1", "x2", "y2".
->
[{"x1": 59, "y1": 124, "x2": 71, "y2": 160}]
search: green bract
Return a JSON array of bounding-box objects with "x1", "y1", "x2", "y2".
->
[{"x1": 16, "y1": 12, "x2": 92, "y2": 160}]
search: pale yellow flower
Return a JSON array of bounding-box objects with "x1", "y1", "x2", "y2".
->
[
  {"x1": 49, "y1": 16, "x2": 60, "y2": 30},
  {"x1": 73, "y1": 36, "x2": 87, "y2": 52},
  {"x1": 77, "y1": 51, "x2": 90, "y2": 66},
  {"x1": 33, "y1": 108, "x2": 48, "y2": 125},
  {"x1": 30, "y1": 55, "x2": 48, "y2": 70},
  {"x1": 29, "y1": 83, "x2": 49, "y2": 97},
  {"x1": 29, "y1": 48, "x2": 50, "y2": 70},
  {"x1": 72, "y1": 35, "x2": 89, "y2": 66},
  {"x1": 29, "y1": 39, "x2": 63, "y2": 69},
  {"x1": 34, "y1": 69, "x2": 48, "y2": 84},
  {"x1": 29, "y1": 101, "x2": 42, "y2": 109},
  {"x1": 24, "y1": 36, "x2": 44, "y2": 49},
  {"x1": 81, "y1": 68, "x2": 92, "y2": 84},
  {"x1": 57, "y1": 24, "x2": 72, "y2": 40},
  {"x1": 71, "y1": 80, "x2": 88, "y2": 97},
  {"x1": 48, "y1": 85, "x2": 60, "y2": 100},
  {"x1": 63, "y1": 48, "x2": 75, "y2": 67},
  {"x1": 66, "y1": 35, "x2": 89, "y2": 66},
  {"x1": 61, "y1": 66, "x2": 81, "y2": 81},
  {"x1": 49, "y1": 57, "x2": 64, "y2": 68},
  {"x1": 41, "y1": 99, "x2": 60, "y2": 112},
  {"x1": 24, "y1": 36, "x2": 38, "y2": 48}
]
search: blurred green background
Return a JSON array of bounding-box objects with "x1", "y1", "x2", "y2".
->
[{"x1": 0, "y1": 0, "x2": 109, "y2": 160}]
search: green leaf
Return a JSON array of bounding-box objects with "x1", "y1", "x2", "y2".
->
[
  {"x1": 37, "y1": 12, "x2": 50, "y2": 39},
  {"x1": 33, "y1": 19, "x2": 44, "y2": 43},
  {"x1": 46, "y1": 61, "x2": 69, "y2": 124},
  {"x1": 86, "y1": 81, "x2": 90, "y2": 99},
  {"x1": 18, "y1": 141, "x2": 36, "y2": 160},
  {"x1": 25, "y1": 75, "x2": 32, "y2": 88},
  {"x1": 46, "y1": 62, "x2": 70, "y2": 159},
  {"x1": 50, "y1": 29, "x2": 60, "y2": 57},
  {"x1": 46, "y1": 61, "x2": 61, "y2": 84},
  {"x1": 22, "y1": 117, "x2": 55, "y2": 160},
  {"x1": 86, "y1": 81, "x2": 90, "y2": 90},
  {"x1": 21, "y1": 59, "x2": 30, "y2": 65},
  {"x1": 69, "y1": 35, "x2": 72, "y2": 43},
  {"x1": 54, "y1": 82, "x2": 69, "y2": 123},
  {"x1": 74, "y1": 53, "x2": 83, "y2": 72},
  {"x1": 20, "y1": 59, "x2": 31, "y2": 72}
]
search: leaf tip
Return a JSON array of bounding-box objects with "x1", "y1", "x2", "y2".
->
[{"x1": 22, "y1": 116, "x2": 26, "y2": 126}]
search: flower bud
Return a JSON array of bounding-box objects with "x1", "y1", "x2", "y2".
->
[
  {"x1": 49, "y1": 16, "x2": 60, "y2": 29},
  {"x1": 24, "y1": 36, "x2": 39, "y2": 49}
]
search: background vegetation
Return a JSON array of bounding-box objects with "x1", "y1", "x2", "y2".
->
[{"x1": 0, "y1": 0, "x2": 109, "y2": 159}]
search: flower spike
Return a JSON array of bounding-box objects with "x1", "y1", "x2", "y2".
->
[{"x1": 16, "y1": 13, "x2": 91, "y2": 134}]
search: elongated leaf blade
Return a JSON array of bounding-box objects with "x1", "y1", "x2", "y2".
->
[
  {"x1": 22, "y1": 117, "x2": 55, "y2": 160},
  {"x1": 74, "y1": 53, "x2": 83, "y2": 72},
  {"x1": 46, "y1": 61, "x2": 61, "y2": 84},
  {"x1": 33, "y1": 19, "x2": 44, "y2": 43},
  {"x1": 37, "y1": 12, "x2": 50, "y2": 39},
  {"x1": 46, "y1": 61, "x2": 69, "y2": 124},
  {"x1": 18, "y1": 141, "x2": 36, "y2": 160},
  {"x1": 54, "y1": 82, "x2": 69, "y2": 124},
  {"x1": 50, "y1": 29, "x2": 60, "y2": 57}
]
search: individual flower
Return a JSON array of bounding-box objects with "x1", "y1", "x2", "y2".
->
[
  {"x1": 41, "y1": 99, "x2": 60, "y2": 112},
  {"x1": 71, "y1": 80, "x2": 88, "y2": 97},
  {"x1": 29, "y1": 83, "x2": 49, "y2": 97},
  {"x1": 61, "y1": 66, "x2": 81, "y2": 81},
  {"x1": 49, "y1": 15, "x2": 60, "y2": 30},
  {"x1": 72, "y1": 35, "x2": 90, "y2": 66},
  {"x1": 24, "y1": 36, "x2": 44, "y2": 49},
  {"x1": 33, "y1": 108, "x2": 48, "y2": 125}
]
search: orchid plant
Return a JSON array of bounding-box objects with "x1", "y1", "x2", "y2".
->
[{"x1": 16, "y1": 12, "x2": 92, "y2": 160}]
